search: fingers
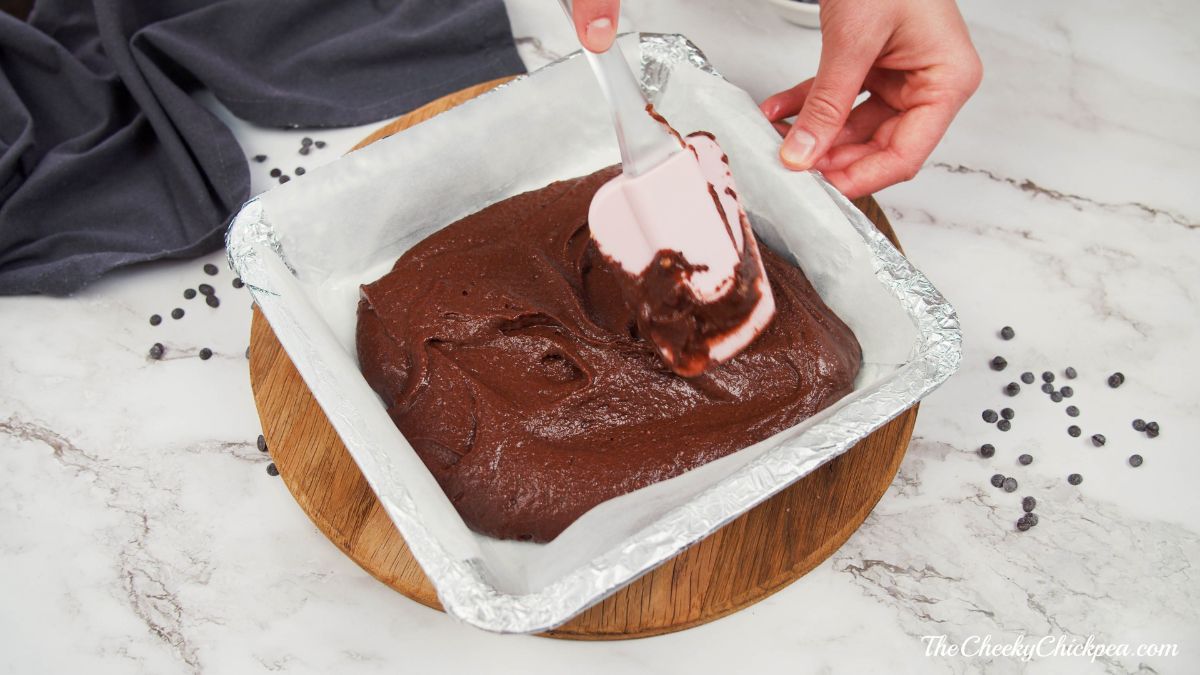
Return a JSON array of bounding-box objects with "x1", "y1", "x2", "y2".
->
[
  {"x1": 760, "y1": 79, "x2": 814, "y2": 122},
  {"x1": 821, "y1": 101, "x2": 957, "y2": 198},
  {"x1": 779, "y1": 32, "x2": 883, "y2": 171},
  {"x1": 572, "y1": 0, "x2": 620, "y2": 53}
]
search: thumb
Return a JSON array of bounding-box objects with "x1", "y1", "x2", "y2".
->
[
  {"x1": 781, "y1": 43, "x2": 874, "y2": 170},
  {"x1": 572, "y1": 0, "x2": 620, "y2": 53}
]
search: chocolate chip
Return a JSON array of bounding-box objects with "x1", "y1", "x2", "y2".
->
[
  {"x1": 206, "y1": 295, "x2": 220, "y2": 308},
  {"x1": 299, "y1": 146, "x2": 310, "y2": 156},
  {"x1": 1026, "y1": 512, "x2": 1039, "y2": 527},
  {"x1": 257, "y1": 434, "x2": 268, "y2": 453},
  {"x1": 1021, "y1": 371, "x2": 1035, "y2": 384},
  {"x1": 232, "y1": 277, "x2": 244, "y2": 289},
  {"x1": 204, "y1": 263, "x2": 219, "y2": 276},
  {"x1": 253, "y1": 154, "x2": 267, "y2": 163},
  {"x1": 1132, "y1": 418, "x2": 1147, "y2": 431},
  {"x1": 1108, "y1": 372, "x2": 1125, "y2": 388},
  {"x1": 1128, "y1": 454, "x2": 1144, "y2": 467},
  {"x1": 149, "y1": 343, "x2": 164, "y2": 359},
  {"x1": 1018, "y1": 453, "x2": 1033, "y2": 465},
  {"x1": 1068, "y1": 425, "x2": 1081, "y2": 437},
  {"x1": 1064, "y1": 366, "x2": 1077, "y2": 379},
  {"x1": 198, "y1": 347, "x2": 213, "y2": 360},
  {"x1": 270, "y1": 168, "x2": 282, "y2": 178},
  {"x1": 1016, "y1": 516, "x2": 1032, "y2": 532},
  {"x1": 198, "y1": 283, "x2": 214, "y2": 296},
  {"x1": 1042, "y1": 371, "x2": 1055, "y2": 383},
  {"x1": 184, "y1": 288, "x2": 197, "y2": 299},
  {"x1": 991, "y1": 356, "x2": 1008, "y2": 371},
  {"x1": 1004, "y1": 382, "x2": 1021, "y2": 396},
  {"x1": 997, "y1": 419, "x2": 1012, "y2": 432},
  {"x1": 295, "y1": 167, "x2": 306, "y2": 176},
  {"x1": 245, "y1": 346, "x2": 251, "y2": 359},
  {"x1": 1145, "y1": 421, "x2": 1160, "y2": 437},
  {"x1": 1000, "y1": 326, "x2": 1015, "y2": 340},
  {"x1": 301, "y1": 137, "x2": 313, "y2": 146},
  {"x1": 1003, "y1": 477, "x2": 1018, "y2": 492},
  {"x1": 1022, "y1": 496, "x2": 1036, "y2": 512},
  {"x1": 1041, "y1": 383, "x2": 1054, "y2": 394},
  {"x1": 1050, "y1": 391, "x2": 1063, "y2": 402},
  {"x1": 979, "y1": 443, "x2": 995, "y2": 458},
  {"x1": 1001, "y1": 408, "x2": 1015, "y2": 420},
  {"x1": 991, "y1": 474, "x2": 1006, "y2": 488},
  {"x1": 983, "y1": 409, "x2": 999, "y2": 423},
  {"x1": 314, "y1": 140, "x2": 326, "y2": 148},
  {"x1": 1091, "y1": 434, "x2": 1106, "y2": 447},
  {"x1": 1068, "y1": 473, "x2": 1082, "y2": 485},
  {"x1": 171, "y1": 308, "x2": 184, "y2": 320},
  {"x1": 1066, "y1": 405, "x2": 1080, "y2": 417},
  {"x1": 1060, "y1": 386, "x2": 1074, "y2": 398},
  {"x1": 266, "y1": 462, "x2": 279, "y2": 476},
  {"x1": 149, "y1": 314, "x2": 162, "y2": 326},
  {"x1": 279, "y1": 175, "x2": 291, "y2": 183}
]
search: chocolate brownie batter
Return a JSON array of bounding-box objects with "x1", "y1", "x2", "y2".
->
[{"x1": 357, "y1": 165, "x2": 861, "y2": 542}]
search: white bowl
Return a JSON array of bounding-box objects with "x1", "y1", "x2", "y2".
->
[{"x1": 765, "y1": 0, "x2": 821, "y2": 29}]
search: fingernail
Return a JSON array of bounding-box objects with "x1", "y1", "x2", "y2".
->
[
  {"x1": 760, "y1": 101, "x2": 780, "y2": 120},
  {"x1": 780, "y1": 129, "x2": 816, "y2": 168},
  {"x1": 585, "y1": 17, "x2": 616, "y2": 52}
]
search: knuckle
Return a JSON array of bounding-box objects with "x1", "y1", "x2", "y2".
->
[{"x1": 802, "y1": 91, "x2": 848, "y2": 130}]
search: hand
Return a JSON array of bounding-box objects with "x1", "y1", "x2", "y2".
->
[
  {"x1": 570, "y1": 0, "x2": 620, "y2": 53},
  {"x1": 761, "y1": 0, "x2": 982, "y2": 198}
]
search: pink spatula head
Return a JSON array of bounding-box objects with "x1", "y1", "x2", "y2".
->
[{"x1": 559, "y1": 0, "x2": 775, "y2": 376}]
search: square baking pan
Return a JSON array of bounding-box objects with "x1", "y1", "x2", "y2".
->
[{"x1": 226, "y1": 34, "x2": 961, "y2": 633}]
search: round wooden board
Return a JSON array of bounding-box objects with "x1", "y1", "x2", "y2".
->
[{"x1": 249, "y1": 78, "x2": 917, "y2": 640}]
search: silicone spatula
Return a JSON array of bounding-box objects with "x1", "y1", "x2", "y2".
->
[{"x1": 559, "y1": 0, "x2": 775, "y2": 376}]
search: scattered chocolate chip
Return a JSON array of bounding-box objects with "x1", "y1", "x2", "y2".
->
[
  {"x1": 1000, "y1": 326, "x2": 1015, "y2": 340},
  {"x1": 270, "y1": 168, "x2": 282, "y2": 178},
  {"x1": 1060, "y1": 386, "x2": 1074, "y2": 398},
  {"x1": 1004, "y1": 382, "x2": 1021, "y2": 396},
  {"x1": 315, "y1": 140, "x2": 326, "y2": 148},
  {"x1": 990, "y1": 474, "x2": 1006, "y2": 488},
  {"x1": 1050, "y1": 391, "x2": 1064, "y2": 403},
  {"x1": 1016, "y1": 516, "x2": 1032, "y2": 532},
  {"x1": 991, "y1": 356, "x2": 1008, "y2": 371},
  {"x1": 232, "y1": 277, "x2": 244, "y2": 289},
  {"x1": 1026, "y1": 513, "x2": 1039, "y2": 526},
  {"x1": 149, "y1": 314, "x2": 162, "y2": 326},
  {"x1": 245, "y1": 346, "x2": 251, "y2": 359},
  {"x1": 295, "y1": 167, "x2": 306, "y2": 176},
  {"x1": 1042, "y1": 371, "x2": 1055, "y2": 383},
  {"x1": 206, "y1": 295, "x2": 220, "y2": 308},
  {"x1": 1064, "y1": 366, "x2": 1077, "y2": 379},
  {"x1": 1068, "y1": 473, "x2": 1083, "y2": 485},
  {"x1": 1128, "y1": 454, "x2": 1143, "y2": 467},
  {"x1": 1021, "y1": 371, "x2": 1035, "y2": 384},
  {"x1": 979, "y1": 443, "x2": 995, "y2": 458},
  {"x1": 1001, "y1": 408, "x2": 1015, "y2": 420},
  {"x1": 301, "y1": 137, "x2": 313, "y2": 147},
  {"x1": 149, "y1": 343, "x2": 164, "y2": 359},
  {"x1": 1091, "y1": 434, "x2": 1106, "y2": 447},
  {"x1": 184, "y1": 288, "x2": 197, "y2": 299},
  {"x1": 1066, "y1": 405, "x2": 1080, "y2": 417},
  {"x1": 198, "y1": 283, "x2": 214, "y2": 296},
  {"x1": 1145, "y1": 421, "x2": 1160, "y2": 438},
  {"x1": 253, "y1": 154, "x2": 267, "y2": 163},
  {"x1": 171, "y1": 308, "x2": 184, "y2": 320},
  {"x1": 299, "y1": 146, "x2": 310, "y2": 156},
  {"x1": 1041, "y1": 383, "x2": 1054, "y2": 394},
  {"x1": 1132, "y1": 418, "x2": 1147, "y2": 431},
  {"x1": 1022, "y1": 496, "x2": 1036, "y2": 512},
  {"x1": 266, "y1": 462, "x2": 279, "y2": 476},
  {"x1": 279, "y1": 175, "x2": 291, "y2": 183},
  {"x1": 982, "y1": 409, "x2": 999, "y2": 423},
  {"x1": 257, "y1": 434, "x2": 268, "y2": 453},
  {"x1": 199, "y1": 347, "x2": 213, "y2": 360},
  {"x1": 204, "y1": 263, "x2": 219, "y2": 276},
  {"x1": 997, "y1": 419, "x2": 1012, "y2": 432},
  {"x1": 1068, "y1": 425, "x2": 1081, "y2": 437},
  {"x1": 1018, "y1": 453, "x2": 1033, "y2": 465},
  {"x1": 1003, "y1": 477, "x2": 1018, "y2": 492},
  {"x1": 1108, "y1": 372, "x2": 1125, "y2": 388}
]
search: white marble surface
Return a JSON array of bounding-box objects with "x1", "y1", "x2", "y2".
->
[{"x1": 2, "y1": 0, "x2": 1198, "y2": 672}]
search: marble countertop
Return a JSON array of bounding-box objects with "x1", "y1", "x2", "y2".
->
[{"x1": 2, "y1": 1, "x2": 1197, "y2": 672}]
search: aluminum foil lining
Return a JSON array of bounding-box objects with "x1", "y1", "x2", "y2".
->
[{"x1": 226, "y1": 33, "x2": 961, "y2": 634}]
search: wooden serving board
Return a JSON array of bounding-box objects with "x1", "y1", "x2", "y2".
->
[{"x1": 249, "y1": 77, "x2": 917, "y2": 640}]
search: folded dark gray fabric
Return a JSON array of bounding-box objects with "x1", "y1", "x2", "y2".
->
[{"x1": 0, "y1": 0, "x2": 525, "y2": 295}]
